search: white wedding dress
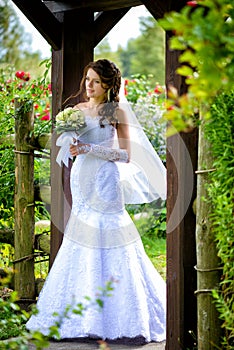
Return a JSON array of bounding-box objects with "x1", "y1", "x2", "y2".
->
[{"x1": 26, "y1": 115, "x2": 166, "y2": 343}]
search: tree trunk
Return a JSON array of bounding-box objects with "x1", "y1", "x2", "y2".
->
[
  {"x1": 195, "y1": 110, "x2": 221, "y2": 349},
  {"x1": 14, "y1": 99, "x2": 35, "y2": 300}
]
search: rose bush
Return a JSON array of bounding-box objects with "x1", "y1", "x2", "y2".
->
[{"x1": 0, "y1": 61, "x2": 52, "y2": 234}]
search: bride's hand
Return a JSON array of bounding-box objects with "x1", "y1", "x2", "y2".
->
[{"x1": 69, "y1": 141, "x2": 91, "y2": 156}]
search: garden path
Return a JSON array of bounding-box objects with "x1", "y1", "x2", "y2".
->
[{"x1": 28, "y1": 339, "x2": 166, "y2": 350}]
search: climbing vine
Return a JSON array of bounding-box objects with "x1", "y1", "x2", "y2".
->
[{"x1": 205, "y1": 91, "x2": 234, "y2": 348}]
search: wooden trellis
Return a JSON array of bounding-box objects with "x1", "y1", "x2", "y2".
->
[{"x1": 11, "y1": 1, "x2": 198, "y2": 349}]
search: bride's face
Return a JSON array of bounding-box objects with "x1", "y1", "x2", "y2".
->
[{"x1": 85, "y1": 68, "x2": 106, "y2": 100}]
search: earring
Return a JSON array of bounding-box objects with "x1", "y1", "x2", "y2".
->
[{"x1": 107, "y1": 89, "x2": 111, "y2": 102}]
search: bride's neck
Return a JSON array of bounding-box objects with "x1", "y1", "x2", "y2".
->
[{"x1": 88, "y1": 97, "x2": 104, "y2": 109}]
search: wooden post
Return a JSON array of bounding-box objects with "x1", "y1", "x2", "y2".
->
[
  {"x1": 14, "y1": 99, "x2": 35, "y2": 300},
  {"x1": 166, "y1": 33, "x2": 198, "y2": 350},
  {"x1": 50, "y1": 9, "x2": 94, "y2": 267},
  {"x1": 195, "y1": 111, "x2": 221, "y2": 349}
]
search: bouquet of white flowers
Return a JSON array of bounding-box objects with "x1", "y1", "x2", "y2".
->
[{"x1": 55, "y1": 107, "x2": 86, "y2": 134}]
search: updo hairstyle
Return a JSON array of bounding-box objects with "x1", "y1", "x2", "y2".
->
[{"x1": 79, "y1": 59, "x2": 121, "y2": 127}]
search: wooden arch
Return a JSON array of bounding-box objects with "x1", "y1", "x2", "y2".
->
[{"x1": 12, "y1": 1, "x2": 198, "y2": 349}]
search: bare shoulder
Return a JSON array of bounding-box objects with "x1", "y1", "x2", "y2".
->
[
  {"x1": 116, "y1": 106, "x2": 128, "y2": 125},
  {"x1": 73, "y1": 102, "x2": 88, "y2": 111}
]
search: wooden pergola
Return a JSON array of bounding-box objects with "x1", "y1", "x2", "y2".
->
[{"x1": 12, "y1": 1, "x2": 198, "y2": 349}]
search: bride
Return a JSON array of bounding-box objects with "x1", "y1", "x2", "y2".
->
[{"x1": 26, "y1": 59, "x2": 167, "y2": 344}]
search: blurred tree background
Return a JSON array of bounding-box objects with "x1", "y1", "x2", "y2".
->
[
  {"x1": 0, "y1": 0, "x2": 49, "y2": 76},
  {"x1": 2, "y1": 0, "x2": 165, "y2": 83},
  {"x1": 95, "y1": 16, "x2": 165, "y2": 86}
]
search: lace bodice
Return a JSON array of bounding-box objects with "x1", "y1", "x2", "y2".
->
[{"x1": 78, "y1": 116, "x2": 116, "y2": 148}]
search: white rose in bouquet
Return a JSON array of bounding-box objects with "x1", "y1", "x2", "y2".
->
[{"x1": 55, "y1": 107, "x2": 86, "y2": 134}]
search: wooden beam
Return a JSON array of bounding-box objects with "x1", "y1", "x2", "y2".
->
[
  {"x1": 12, "y1": 0, "x2": 62, "y2": 50},
  {"x1": 94, "y1": 8, "x2": 131, "y2": 47},
  {"x1": 44, "y1": 0, "x2": 142, "y2": 12},
  {"x1": 141, "y1": 0, "x2": 187, "y2": 19}
]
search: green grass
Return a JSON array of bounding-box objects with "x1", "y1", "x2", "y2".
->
[
  {"x1": 132, "y1": 215, "x2": 166, "y2": 280},
  {"x1": 142, "y1": 236, "x2": 166, "y2": 280}
]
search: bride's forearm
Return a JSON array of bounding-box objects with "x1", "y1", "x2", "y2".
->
[
  {"x1": 70, "y1": 142, "x2": 129, "y2": 163},
  {"x1": 89, "y1": 143, "x2": 129, "y2": 163}
]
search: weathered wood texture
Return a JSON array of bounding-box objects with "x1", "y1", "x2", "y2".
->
[
  {"x1": 14, "y1": 100, "x2": 35, "y2": 299},
  {"x1": 165, "y1": 34, "x2": 198, "y2": 350},
  {"x1": 195, "y1": 112, "x2": 221, "y2": 349}
]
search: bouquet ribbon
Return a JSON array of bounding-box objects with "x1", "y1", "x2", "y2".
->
[
  {"x1": 56, "y1": 131, "x2": 77, "y2": 167},
  {"x1": 56, "y1": 125, "x2": 91, "y2": 167}
]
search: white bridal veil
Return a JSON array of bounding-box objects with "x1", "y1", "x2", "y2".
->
[{"x1": 115, "y1": 80, "x2": 167, "y2": 204}]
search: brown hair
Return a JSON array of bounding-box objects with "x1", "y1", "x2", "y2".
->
[{"x1": 65, "y1": 59, "x2": 121, "y2": 127}]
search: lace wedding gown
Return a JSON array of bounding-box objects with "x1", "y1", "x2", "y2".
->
[{"x1": 26, "y1": 116, "x2": 166, "y2": 343}]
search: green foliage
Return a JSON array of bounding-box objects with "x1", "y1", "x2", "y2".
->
[
  {"x1": 0, "y1": 278, "x2": 116, "y2": 349},
  {"x1": 0, "y1": 0, "x2": 27, "y2": 65},
  {"x1": 0, "y1": 243, "x2": 14, "y2": 268},
  {"x1": 0, "y1": 0, "x2": 46, "y2": 71},
  {"x1": 129, "y1": 17, "x2": 165, "y2": 84},
  {"x1": 94, "y1": 38, "x2": 121, "y2": 68},
  {"x1": 205, "y1": 91, "x2": 234, "y2": 348},
  {"x1": 124, "y1": 75, "x2": 166, "y2": 161},
  {"x1": 124, "y1": 75, "x2": 167, "y2": 256},
  {"x1": 142, "y1": 236, "x2": 166, "y2": 280},
  {"x1": 0, "y1": 61, "x2": 52, "y2": 229},
  {"x1": 131, "y1": 205, "x2": 167, "y2": 280},
  {"x1": 159, "y1": 0, "x2": 234, "y2": 134},
  {"x1": 0, "y1": 292, "x2": 27, "y2": 341},
  {"x1": 157, "y1": 1, "x2": 234, "y2": 346},
  {"x1": 118, "y1": 17, "x2": 165, "y2": 85}
]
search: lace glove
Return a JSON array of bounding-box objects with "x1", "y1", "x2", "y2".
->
[
  {"x1": 78, "y1": 143, "x2": 129, "y2": 163},
  {"x1": 91, "y1": 144, "x2": 129, "y2": 163}
]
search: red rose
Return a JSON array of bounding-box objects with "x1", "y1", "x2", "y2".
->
[
  {"x1": 41, "y1": 114, "x2": 50, "y2": 121},
  {"x1": 154, "y1": 85, "x2": 164, "y2": 94},
  {"x1": 187, "y1": 1, "x2": 198, "y2": 7},
  {"x1": 15, "y1": 71, "x2": 25, "y2": 79},
  {"x1": 47, "y1": 83, "x2": 52, "y2": 92},
  {"x1": 15, "y1": 71, "x2": 30, "y2": 81}
]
